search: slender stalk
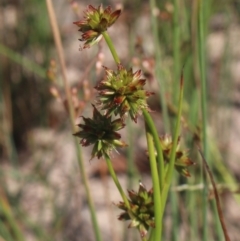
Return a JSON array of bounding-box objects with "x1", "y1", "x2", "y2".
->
[
  {"x1": 198, "y1": 0, "x2": 208, "y2": 163},
  {"x1": 46, "y1": 0, "x2": 76, "y2": 131},
  {"x1": 126, "y1": 118, "x2": 139, "y2": 189},
  {"x1": 104, "y1": 155, "x2": 130, "y2": 209},
  {"x1": 162, "y1": 72, "x2": 184, "y2": 211},
  {"x1": 188, "y1": 183, "x2": 199, "y2": 241},
  {"x1": 198, "y1": 0, "x2": 208, "y2": 239},
  {"x1": 143, "y1": 110, "x2": 165, "y2": 192},
  {"x1": 102, "y1": 31, "x2": 121, "y2": 64},
  {"x1": 148, "y1": 229, "x2": 155, "y2": 241},
  {"x1": 198, "y1": 149, "x2": 231, "y2": 241},
  {"x1": 173, "y1": 0, "x2": 180, "y2": 105},
  {"x1": 172, "y1": 2, "x2": 181, "y2": 233},
  {"x1": 45, "y1": 1, "x2": 102, "y2": 241},
  {"x1": 170, "y1": 181, "x2": 179, "y2": 241},
  {"x1": 149, "y1": 0, "x2": 170, "y2": 131},
  {"x1": 145, "y1": 124, "x2": 162, "y2": 241}
]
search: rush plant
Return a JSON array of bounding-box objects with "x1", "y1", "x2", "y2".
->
[{"x1": 73, "y1": 5, "x2": 190, "y2": 241}]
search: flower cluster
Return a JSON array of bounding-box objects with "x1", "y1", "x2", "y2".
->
[
  {"x1": 116, "y1": 183, "x2": 155, "y2": 237},
  {"x1": 74, "y1": 105, "x2": 127, "y2": 159},
  {"x1": 72, "y1": 5, "x2": 196, "y2": 241},
  {"x1": 96, "y1": 65, "x2": 153, "y2": 122},
  {"x1": 73, "y1": 5, "x2": 121, "y2": 48},
  {"x1": 74, "y1": 64, "x2": 153, "y2": 158},
  {"x1": 159, "y1": 134, "x2": 194, "y2": 177},
  {"x1": 73, "y1": 5, "x2": 153, "y2": 155}
]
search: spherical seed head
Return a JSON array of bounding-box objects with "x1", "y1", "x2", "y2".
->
[
  {"x1": 73, "y1": 5, "x2": 121, "y2": 48},
  {"x1": 95, "y1": 65, "x2": 154, "y2": 122},
  {"x1": 74, "y1": 105, "x2": 127, "y2": 159},
  {"x1": 159, "y1": 134, "x2": 195, "y2": 177},
  {"x1": 116, "y1": 182, "x2": 155, "y2": 237}
]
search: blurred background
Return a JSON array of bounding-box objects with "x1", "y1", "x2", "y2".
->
[{"x1": 1, "y1": 0, "x2": 240, "y2": 241}]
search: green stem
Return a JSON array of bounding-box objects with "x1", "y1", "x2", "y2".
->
[
  {"x1": 162, "y1": 73, "x2": 184, "y2": 212},
  {"x1": 198, "y1": 1, "x2": 208, "y2": 162},
  {"x1": 102, "y1": 31, "x2": 121, "y2": 64},
  {"x1": 170, "y1": 1, "x2": 181, "y2": 222},
  {"x1": 145, "y1": 124, "x2": 162, "y2": 241},
  {"x1": 150, "y1": 0, "x2": 170, "y2": 132},
  {"x1": 126, "y1": 118, "x2": 139, "y2": 189},
  {"x1": 75, "y1": 143, "x2": 102, "y2": 241},
  {"x1": 198, "y1": 0, "x2": 208, "y2": 240},
  {"x1": 173, "y1": 0, "x2": 180, "y2": 105},
  {"x1": 170, "y1": 184, "x2": 179, "y2": 241},
  {"x1": 148, "y1": 229, "x2": 155, "y2": 241},
  {"x1": 105, "y1": 155, "x2": 130, "y2": 209},
  {"x1": 143, "y1": 110, "x2": 165, "y2": 192}
]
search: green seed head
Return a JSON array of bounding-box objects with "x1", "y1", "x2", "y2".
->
[
  {"x1": 74, "y1": 105, "x2": 127, "y2": 159},
  {"x1": 96, "y1": 65, "x2": 154, "y2": 122},
  {"x1": 116, "y1": 182, "x2": 155, "y2": 237}
]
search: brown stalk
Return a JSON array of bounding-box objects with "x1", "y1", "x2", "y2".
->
[
  {"x1": 198, "y1": 147, "x2": 231, "y2": 241},
  {"x1": 46, "y1": 0, "x2": 76, "y2": 130},
  {"x1": 45, "y1": 1, "x2": 102, "y2": 241}
]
